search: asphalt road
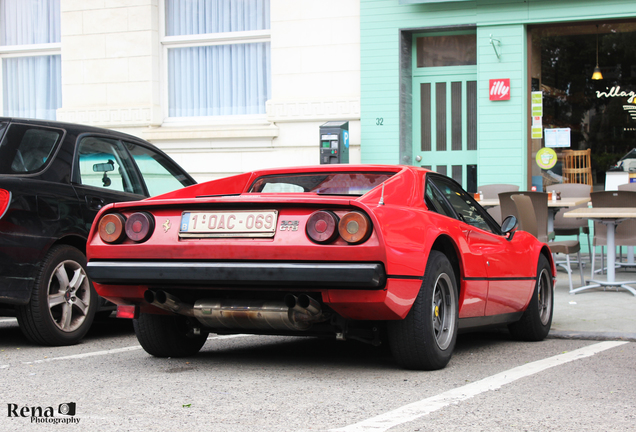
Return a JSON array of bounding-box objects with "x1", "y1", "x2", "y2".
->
[{"x1": 1, "y1": 317, "x2": 634, "y2": 432}]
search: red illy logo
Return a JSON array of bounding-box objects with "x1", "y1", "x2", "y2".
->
[{"x1": 489, "y1": 79, "x2": 511, "y2": 100}]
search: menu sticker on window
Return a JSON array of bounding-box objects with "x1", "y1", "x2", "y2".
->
[{"x1": 545, "y1": 128, "x2": 571, "y2": 148}]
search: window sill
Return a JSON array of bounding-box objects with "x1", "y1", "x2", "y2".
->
[{"x1": 143, "y1": 118, "x2": 279, "y2": 142}]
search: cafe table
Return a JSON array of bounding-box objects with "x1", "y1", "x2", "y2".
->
[{"x1": 564, "y1": 207, "x2": 636, "y2": 296}]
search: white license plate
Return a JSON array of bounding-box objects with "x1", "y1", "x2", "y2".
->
[{"x1": 179, "y1": 210, "x2": 278, "y2": 238}]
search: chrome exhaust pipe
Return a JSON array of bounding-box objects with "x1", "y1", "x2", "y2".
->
[
  {"x1": 145, "y1": 290, "x2": 324, "y2": 331},
  {"x1": 285, "y1": 294, "x2": 322, "y2": 323},
  {"x1": 298, "y1": 294, "x2": 321, "y2": 316},
  {"x1": 144, "y1": 290, "x2": 194, "y2": 317},
  {"x1": 193, "y1": 299, "x2": 309, "y2": 331},
  {"x1": 194, "y1": 295, "x2": 325, "y2": 331}
]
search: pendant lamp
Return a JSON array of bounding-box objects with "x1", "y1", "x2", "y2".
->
[{"x1": 592, "y1": 25, "x2": 603, "y2": 80}]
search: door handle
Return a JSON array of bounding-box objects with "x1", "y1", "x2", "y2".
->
[
  {"x1": 415, "y1": 155, "x2": 422, "y2": 162},
  {"x1": 86, "y1": 196, "x2": 106, "y2": 211}
]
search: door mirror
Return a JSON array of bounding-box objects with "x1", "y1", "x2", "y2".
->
[{"x1": 501, "y1": 215, "x2": 518, "y2": 240}]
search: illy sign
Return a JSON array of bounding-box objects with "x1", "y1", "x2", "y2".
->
[{"x1": 489, "y1": 79, "x2": 510, "y2": 101}]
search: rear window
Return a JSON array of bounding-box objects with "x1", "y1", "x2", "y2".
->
[
  {"x1": 249, "y1": 172, "x2": 395, "y2": 196},
  {"x1": 0, "y1": 123, "x2": 62, "y2": 174}
]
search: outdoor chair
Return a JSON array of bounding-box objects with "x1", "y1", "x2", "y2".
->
[
  {"x1": 511, "y1": 194, "x2": 584, "y2": 293},
  {"x1": 589, "y1": 190, "x2": 636, "y2": 275},
  {"x1": 479, "y1": 184, "x2": 519, "y2": 224},
  {"x1": 617, "y1": 182, "x2": 636, "y2": 192},
  {"x1": 551, "y1": 183, "x2": 592, "y2": 264},
  {"x1": 499, "y1": 191, "x2": 552, "y2": 241}
]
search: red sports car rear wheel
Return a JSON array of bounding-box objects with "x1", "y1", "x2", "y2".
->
[
  {"x1": 388, "y1": 250, "x2": 458, "y2": 370},
  {"x1": 508, "y1": 254, "x2": 553, "y2": 341},
  {"x1": 133, "y1": 313, "x2": 209, "y2": 357}
]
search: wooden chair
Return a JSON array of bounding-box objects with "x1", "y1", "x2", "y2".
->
[{"x1": 562, "y1": 149, "x2": 593, "y2": 190}]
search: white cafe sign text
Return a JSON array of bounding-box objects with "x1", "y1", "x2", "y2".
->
[{"x1": 596, "y1": 86, "x2": 636, "y2": 104}]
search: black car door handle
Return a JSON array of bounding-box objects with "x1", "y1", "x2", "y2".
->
[{"x1": 86, "y1": 196, "x2": 106, "y2": 211}]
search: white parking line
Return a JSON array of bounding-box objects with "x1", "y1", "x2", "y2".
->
[
  {"x1": 9, "y1": 334, "x2": 253, "y2": 367},
  {"x1": 0, "y1": 318, "x2": 17, "y2": 323},
  {"x1": 22, "y1": 346, "x2": 143, "y2": 365},
  {"x1": 330, "y1": 341, "x2": 629, "y2": 432}
]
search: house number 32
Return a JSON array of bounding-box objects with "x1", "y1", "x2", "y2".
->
[{"x1": 376, "y1": 118, "x2": 384, "y2": 126}]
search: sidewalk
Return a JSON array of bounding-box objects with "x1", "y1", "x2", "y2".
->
[{"x1": 550, "y1": 256, "x2": 636, "y2": 341}]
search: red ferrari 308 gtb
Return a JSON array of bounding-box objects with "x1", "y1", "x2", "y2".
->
[{"x1": 86, "y1": 165, "x2": 555, "y2": 370}]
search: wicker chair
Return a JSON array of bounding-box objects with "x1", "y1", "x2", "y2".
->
[{"x1": 562, "y1": 149, "x2": 593, "y2": 190}]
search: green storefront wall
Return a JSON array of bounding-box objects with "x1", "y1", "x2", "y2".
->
[{"x1": 360, "y1": 0, "x2": 636, "y2": 189}]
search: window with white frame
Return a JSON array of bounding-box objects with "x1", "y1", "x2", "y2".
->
[
  {"x1": 0, "y1": 0, "x2": 61, "y2": 121},
  {"x1": 163, "y1": 0, "x2": 271, "y2": 118}
]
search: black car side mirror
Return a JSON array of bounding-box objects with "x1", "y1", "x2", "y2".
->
[{"x1": 501, "y1": 215, "x2": 518, "y2": 241}]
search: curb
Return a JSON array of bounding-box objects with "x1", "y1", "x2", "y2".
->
[{"x1": 548, "y1": 330, "x2": 636, "y2": 342}]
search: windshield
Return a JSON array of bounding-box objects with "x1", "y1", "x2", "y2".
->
[{"x1": 249, "y1": 172, "x2": 395, "y2": 196}]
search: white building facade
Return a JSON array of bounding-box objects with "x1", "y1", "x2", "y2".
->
[{"x1": 0, "y1": 0, "x2": 361, "y2": 183}]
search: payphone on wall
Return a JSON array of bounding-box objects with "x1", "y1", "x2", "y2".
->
[{"x1": 319, "y1": 121, "x2": 349, "y2": 164}]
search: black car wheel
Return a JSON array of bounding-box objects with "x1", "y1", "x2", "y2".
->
[
  {"x1": 16, "y1": 245, "x2": 97, "y2": 346},
  {"x1": 509, "y1": 254, "x2": 553, "y2": 341},
  {"x1": 388, "y1": 250, "x2": 458, "y2": 370},
  {"x1": 133, "y1": 313, "x2": 209, "y2": 357}
]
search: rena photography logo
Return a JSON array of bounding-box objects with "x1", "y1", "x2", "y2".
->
[{"x1": 7, "y1": 402, "x2": 80, "y2": 425}]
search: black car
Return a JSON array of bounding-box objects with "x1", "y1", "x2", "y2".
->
[{"x1": 0, "y1": 118, "x2": 196, "y2": 346}]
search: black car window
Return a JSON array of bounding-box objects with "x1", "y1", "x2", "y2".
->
[
  {"x1": 428, "y1": 176, "x2": 495, "y2": 233},
  {"x1": 0, "y1": 124, "x2": 62, "y2": 174},
  {"x1": 77, "y1": 137, "x2": 145, "y2": 195},
  {"x1": 425, "y1": 181, "x2": 455, "y2": 218},
  {"x1": 124, "y1": 141, "x2": 194, "y2": 196}
]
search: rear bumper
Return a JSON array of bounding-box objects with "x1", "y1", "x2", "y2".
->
[{"x1": 87, "y1": 261, "x2": 386, "y2": 289}]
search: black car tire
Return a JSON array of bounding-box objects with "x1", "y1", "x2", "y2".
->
[
  {"x1": 508, "y1": 254, "x2": 553, "y2": 341},
  {"x1": 16, "y1": 245, "x2": 97, "y2": 346},
  {"x1": 388, "y1": 250, "x2": 458, "y2": 370},
  {"x1": 133, "y1": 313, "x2": 209, "y2": 357}
]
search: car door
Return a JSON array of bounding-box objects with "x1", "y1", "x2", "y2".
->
[
  {"x1": 72, "y1": 135, "x2": 147, "y2": 232},
  {"x1": 427, "y1": 175, "x2": 528, "y2": 317},
  {"x1": 425, "y1": 175, "x2": 492, "y2": 318}
]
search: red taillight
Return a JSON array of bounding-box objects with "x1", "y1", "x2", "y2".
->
[
  {"x1": 125, "y1": 212, "x2": 155, "y2": 242},
  {"x1": 338, "y1": 211, "x2": 372, "y2": 244},
  {"x1": 0, "y1": 189, "x2": 11, "y2": 219},
  {"x1": 116, "y1": 305, "x2": 139, "y2": 319},
  {"x1": 306, "y1": 210, "x2": 339, "y2": 243},
  {"x1": 98, "y1": 213, "x2": 127, "y2": 243}
]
